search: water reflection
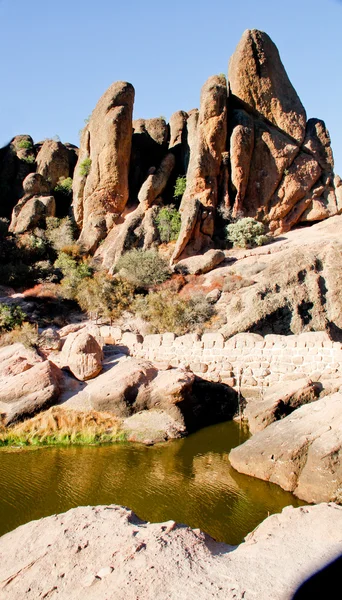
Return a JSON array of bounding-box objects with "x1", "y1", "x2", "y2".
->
[{"x1": 0, "y1": 421, "x2": 305, "y2": 544}]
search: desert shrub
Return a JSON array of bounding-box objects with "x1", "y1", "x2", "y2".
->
[
  {"x1": 0, "y1": 322, "x2": 39, "y2": 348},
  {"x1": 46, "y1": 216, "x2": 75, "y2": 252},
  {"x1": 17, "y1": 140, "x2": 33, "y2": 149},
  {"x1": 75, "y1": 272, "x2": 134, "y2": 322},
  {"x1": 54, "y1": 177, "x2": 73, "y2": 196},
  {"x1": 174, "y1": 176, "x2": 186, "y2": 199},
  {"x1": 226, "y1": 217, "x2": 268, "y2": 249},
  {"x1": 54, "y1": 252, "x2": 92, "y2": 299},
  {"x1": 133, "y1": 290, "x2": 214, "y2": 335},
  {"x1": 80, "y1": 157, "x2": 92, "y2": 177},
  {"x1": 21, "y1": 154, "x2": 36, "y2": 164},
  {"x1": 0, "y1": 303, "x2": 26, "y2": 332},
  {"x1": 116, "y1": 249, "x2": 171, "y2": 289},
  {"x1": 155, "y1": 205, "x2": 181, "y2": 242}
]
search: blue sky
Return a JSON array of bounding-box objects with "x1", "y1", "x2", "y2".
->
[{"x1": 1, "y1": 0, "x2": 341, "y2": 174}]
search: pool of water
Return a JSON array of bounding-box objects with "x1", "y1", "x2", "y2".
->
[{"x1": 0, "y1": 420, "x2": 305, "y2": 544}]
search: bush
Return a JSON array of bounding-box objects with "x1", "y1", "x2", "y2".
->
[
  {"x1": 155, "y1": 205, "x2": 181, "y2": 242},
  {"x1": 54, "y1": 252, "x2": 92, "y2": 299},
  {"x1": 133, "y1": 290, "x2": 214, "y2": 335},
  {"x1": 226, "y1": 217, "x2": 268, "y2": 249},
  {"x1": 116, "y1": 249, "x2": 171, "y2": 289},
  {"x1": 80, "y1": 157, "x2": 92, "y2": 177},
  {"x1": 174, "y1": 176, "x2": 186, "y2": 199},
  {"x1": 21, "y1": 154, "x2": 36, "y2": 164},
  {"x1": 46, "y1": 217, "x2": 75, "y2": 252},
  {"x1": 0, "y1": 303, "x2": 26, "y2": 332},
  {"x1": 54, "y1": 177, "x2": 73, "y2": 196},
  {"x1": 0, "y1": 322, "x2": 39, "y2": 349},
  {"x1": 75, "y1": 272, "x2": 134, "y2": 322},
  {"x1": 17, "y1": 140, "x2": 33, "y2": 149}
]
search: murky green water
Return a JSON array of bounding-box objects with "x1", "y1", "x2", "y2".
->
[{"x1": 0, "y1": 421, "x2": 305, "y2": 544}]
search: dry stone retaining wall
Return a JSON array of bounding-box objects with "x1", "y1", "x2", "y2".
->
[{"x1": 99, "y1": 327, "x2": 342, "y2": 391}]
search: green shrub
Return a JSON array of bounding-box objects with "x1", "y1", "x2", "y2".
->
[
  {"x1": 0, "y1": 303, "x2": 26, "y2": 332},
  {"x1": 17, "y1": 139, "x2": 33, "y2": 149},
  {"x1": 116, "y1": 249, "x2": 171, "y2": 289},
  {"x1": 174, "y1": 176, "x2": 186, "y2": 199},
  {"x1": 54, "y1": 252, "x2": 92, "y2": 299},
  {"x1": 80, "y1": 157, "x2": 92, "y2": 177},
  {"x1": 133, "y1": 290, "x2": 214, "y2": 335},
  {"x1": 75, "y1": 272, "x2": 133, "y2": 322},
  {"x1": 226, "y1": 217, "x2": 268, "y2": 249},
  {"x1": 155, "y1": 205, "x2": 181, "y2": 242},
  {"x1": 21, "y1": 154, "x2": 36, "y2": 164},
  {"x1": 46, "y1": 217, "x2": 75, "y2": 252},
  {"x1": 54, "y1": 177, "x2": 73, "y2": 196},
  {"x1": 0, "y1": 322, "x2": 39, "y2": 349}
]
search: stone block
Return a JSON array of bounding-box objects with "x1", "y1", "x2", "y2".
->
[
  {"x1": 143, "y1": 334, "x2": 162, "y2": 348},
  {"x1": 121, "y1": 332, "x2": 143, "y2": 347},
  {"x1": 108, "y1": 326, "x2": 122, "y2": 341},
  {"x1": 162, "y1": 332, "x2": 176, "y2": 345},
  {"x1": 190, "y1": 363, "x2": 208, "y2": 374},
  {"x1": 202, "y1": 332, "x2": 225, "y2": 349},
  {"x1": 292, "y1": 356, "x2": 304, "y2": 365},
  {"x1": 174, "y1": 333, "x2": 200, "y2": 347},
  {"x1": 221, "y1": 377, "x2": 236, "y2": 387},
  {"x1": 242, "y1": 376, "x2": 257, "y2": 386}
]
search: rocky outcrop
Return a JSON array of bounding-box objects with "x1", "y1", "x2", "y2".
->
[
  {"x1": 60, "y1": 330, "x2": 103, "y2": 381},
  {"x1": 0, "y1": 346, "x2": 61, "y2": 425},
  {"x1": 72, "y1": 81, "x2": 135, "y2": 252},
  {"x1": 229, "y1": 29, "x2": 307, "y2": 144},
  {"x1": 0, "y1": 136, "x2": 36, "y2": 219},
  {"x1": 9, "y1": 194, "x2": 55, "y2": 234},
  {"x1": 175, "y1": 249, "x2": 225, "y2": 275},
  {"x1": 172, "y1": 75, "x2": 227, "y2": 262},
  {"x1": 219, "y1": 216, "x2": 342, "y2": 340},
  {"x1": 36, "y1": 140, "x2": 70, "y2": 189},
  {"x1": 244, "y1": 378, "x2": 321, "y2": 434},
  {"x1": 0, "y1": 503, "x2": 341, "y2": 600},
  {"x1": 137, "y1": 153, "x2": 175, "y2": 211},
  {"x1": 230, "y1": 391, "x2": 342, "y2": 503}
]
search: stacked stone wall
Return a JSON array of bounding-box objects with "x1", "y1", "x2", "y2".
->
[{"x1": 99, "y1": 327, "x2": 342, "y2": 391}]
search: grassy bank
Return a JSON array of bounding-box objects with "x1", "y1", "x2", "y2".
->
[{"x1": 0, "y1": 407, "x2": 127, "y2": 447}]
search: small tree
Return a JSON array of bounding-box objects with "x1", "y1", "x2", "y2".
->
[
  {"x1": 174, "y1": 176, "x2": 186, "y2": 199},
  {"x1": 0, "y1": 304, "x2": 27, "y2": 332},
  {"x1": 116, "y1": 249, "x2": 171, "y2": 289},
  {"x1": 226, "y1": 217, "x2": 268, "y2": 249},
  {"x1": 80, "y1": 158, "x2": 92, "y2": 177},
  {"x1": 155, "y1": 206, "x2": 181, "y2": 242},
  {"x1": 54, "y1": 177, "x2": 73, "y2": 196},
  {"x1": 54, "y1": 252, "x2": 92, "y2": 299},
  {"x1": 75, "y1": 272, "x2": 133, "y2": 323},
  {"x1": 46, "y1": 217, "x2": 75, "y2": 252}
]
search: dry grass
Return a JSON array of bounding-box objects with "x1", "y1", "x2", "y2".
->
[{"x1": 0, "y1": 407, "x2": 125, "y2": 447}]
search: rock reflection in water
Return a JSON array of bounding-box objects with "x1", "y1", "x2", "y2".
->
[{"x1": 0, "y1": 421, "x2": 305, "y2": 544}]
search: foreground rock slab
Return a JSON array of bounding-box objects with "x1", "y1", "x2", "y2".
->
[
  {"x1": 230, "y1": 392, "x2": 342, "y2": 503},
  {"x1": 0, "y1": 503, "x2": 341, "y2": 600}
]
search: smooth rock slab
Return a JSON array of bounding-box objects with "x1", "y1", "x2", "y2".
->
[
  {"x1": 0, "y1": 503, "x2": 341, "y2": 599},
  {"x1": 230, "y1": 391, "x2": 342, "y2": 503}
]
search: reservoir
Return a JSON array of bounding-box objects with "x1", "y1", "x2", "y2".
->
[{"x1": 0, "y1": 420, "x2": 305, "y2": 544}]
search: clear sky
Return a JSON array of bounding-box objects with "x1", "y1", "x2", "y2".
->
[{"x1": 1, "y1": 0, "x2": 341, "y2": 174}]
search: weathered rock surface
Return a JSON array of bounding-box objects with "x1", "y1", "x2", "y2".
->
[
  {"x1": 0, "y1": 136, "x2": 36, "y2": 218},
  {"x1": 137, "y1": 152, "x2": 175, "y2": 210},
  {"x1": 175, "y1": 249, "x2": 225, "y2": 275},
  {"x1": 244, "y1": 378, "x2": 321, "y2": 434},
  {"x1": 0, "y1": 503, "x2": 341, "y2": 600},
  {"x1": 60, "y1": 330, "x2": 103, "y2": 381},
  {"x1": 230, "y1": 391, "x2": 342, "y2": 503},
  {"x1": 36, "y1": 140, "x2": 70, "y2": 189},
  {"x1": 229, "y1": 109, "x2": 254, "y2": 216},
  {"x1": 0, "y1": 350, "x2": 61, "y2": 425},
  {"x1": 9, "y1": 194, "x2": 55, "y2": 233},
  {"x1": 219, "y1": 216, "x2": 342, "y2": 340},
  {"x1": 229, "y1": 29, "x2": 306, "y2": 144},
  {"x1": 73, "y1": 81, "x2": 135, "y2": 252},
  {"x1": 172, "y1": 75, "x2": 227, "y2": 262}
]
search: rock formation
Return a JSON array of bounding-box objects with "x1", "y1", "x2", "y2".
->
[
  {"x1": 230, "y1": 391, "x2": 342, "y2": 504},
  {"x1": 0, "y1": 503, "x2": 341, "y2": 599},
  {"x1": 2, "y1": 28, "x2": 340, "y2": 264},
  {"x1": 72, "y1": 81, "x2": 135, "y2": 252},
  {"x1": 9, "y1": 173, "x2": 55, "y2": 234}
]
